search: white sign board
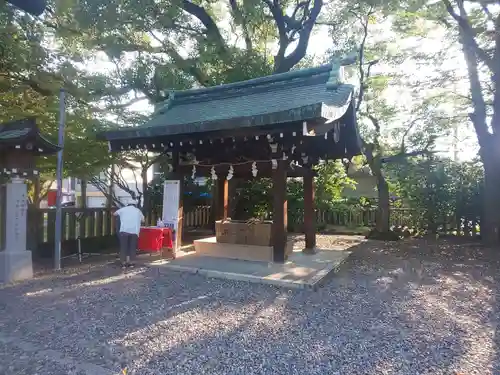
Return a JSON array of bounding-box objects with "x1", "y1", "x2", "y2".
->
[{"x1": 162, "y1": 180, "x2": 180, "y2": 248}]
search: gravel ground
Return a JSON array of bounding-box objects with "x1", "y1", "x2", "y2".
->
[{"x1": 0, "y1": 236, "x2": 499, "y2": 375}]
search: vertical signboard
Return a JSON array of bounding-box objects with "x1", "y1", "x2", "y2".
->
[{"x1": 162, "y1": 180, "x2": 180, "y2": 249}]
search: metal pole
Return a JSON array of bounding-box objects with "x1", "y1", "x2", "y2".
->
[
  {"x1": 78, "y1": 237, "x2": 82, "y2": 263},
  {"x1": 54, "y1": 89, "x2": 66, "y2": 271}
]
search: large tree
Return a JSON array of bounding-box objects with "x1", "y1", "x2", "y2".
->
[
  {"x1": 439, "y1": 0, "x2": 500, "y2": 244},
  {"x1": 49, "y1": 0, "x2": 325, "y2": 101},
  {"x1": 320, "y1": 1, "x2": 456, "y2": 235},
  {"x1": 0, "y1": 3, "x2": 115, "y2": 197},
  {"x1": 384, "y1": 0, "x2": 500, "y2": 243},
  {"x1": 47, "y1": 0, "x2": 329, "y2": 209}
]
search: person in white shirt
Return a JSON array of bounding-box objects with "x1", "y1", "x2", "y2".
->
[{"x1": 113, "y1": 201, "x2": 145, "y2": 268}]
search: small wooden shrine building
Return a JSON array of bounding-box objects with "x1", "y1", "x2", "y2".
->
[
  {"x1": 0, "y1": 118, "x2": 60, "y2": 282},
  {"x1": 100, "y1": 63, "x2": 362, "y2": 262}
]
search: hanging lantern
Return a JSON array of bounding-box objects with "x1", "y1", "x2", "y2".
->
[
  {"x1": 269, "y1": 143, "x2": 278, "y2": 153},
  {"x1": 271, "y1": 159, "x2": 278, "y2": 169},
  {"x1": 302, "y1": 155, "x2": 309, "y2": 165},
  {"x1": 251, "y1": 162, "x2": 258, "y2": 177},
  {"x1": 191, "y1": 165, "x2": 196, "y2": 180},
  {"x1": 211, "y1": 166, "x2": 218, "y2": 180}
]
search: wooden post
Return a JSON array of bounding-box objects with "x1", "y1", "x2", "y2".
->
[
  {"x1": 212, "y1": 179, "x2": 229, "y2": 234},
  {"x1": 176, "y1": 178, "x2": 184, "y2": 253},
  {"x1": 272, "y1": 161, "x2": 287, "y2": 263},
  {"x1": 223, "y1": 179, "x2": 229, "y2": 219},
  {"x1": 210, "y1": 183, "x2": 217, "y2": 233},
  {"x1": 214, "y1": 179, "x2": 229, "y2": 218},
  {"x1": 303, "y1": 169, "x2": 316, "y2": 252},
  {"x1": 171, "y1": 152, "x2": 184, "y2": 256}
]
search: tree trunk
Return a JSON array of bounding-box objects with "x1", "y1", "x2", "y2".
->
[
  {"x1": 81, "y1": 179, "x2": 87, "y2": 208},
  {"x1": 453, "y1": 19, "x2": 500, "y2": 245},
  {"x1": 376, "y1": 174, "x2": 390, "y2": 232},
  {"x1": 366, "y1": 147, "x2": 391, "y2": 233},
  {"x1": 481, "y1": 153, "x2": 500, "y2": 245}
]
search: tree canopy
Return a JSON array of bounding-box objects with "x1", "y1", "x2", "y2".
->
[{"x1": 2, "y1": 0, "x2": 498, "y2": 242}]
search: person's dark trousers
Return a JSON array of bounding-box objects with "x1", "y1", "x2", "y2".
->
[{"x1": 119, "y1": 232, "x2": 138, "y2": 264}]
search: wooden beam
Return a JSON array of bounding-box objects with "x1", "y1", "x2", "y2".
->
[
  {"x1": 303, "y1": 169, "x2": 316, "y2": 252},
  {"x1": 110, "y1": 119, "x2": 360, "y2": 162},
  {"x1": 272, "y1": 161, "x2": 288, "y2": 263},
  {"x1": 110, "y1": 119, "x2": 327, "y2": 154}
]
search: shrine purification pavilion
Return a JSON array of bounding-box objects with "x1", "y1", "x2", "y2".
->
[
  {"x1": 100, "y1": 61, "x2": 362, "y2": 263},
  {"x1": 0, "y1": 118, "x2": 60, "y2": 282}
]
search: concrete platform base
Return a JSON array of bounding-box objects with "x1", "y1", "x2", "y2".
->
[
  {"x1": 0, "y1": 250, "x2": 33, "y2": 284},
  {"x1": 194, "y1": 236, "x2": 294, "y2": 262},
  {"x1": 145, "y1": 243, "x2": 357, "y2": 290}
]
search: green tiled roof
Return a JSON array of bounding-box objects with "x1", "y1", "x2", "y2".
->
[
  {"x1": 0, "y1": 117, "x2": 60, "y2": 154},
  {"x1": 103, "y1": 64, "x2": 356, "y2": 140},
  {"x1": 0, "y1": 128, "x2": 30, "y2": 140}
]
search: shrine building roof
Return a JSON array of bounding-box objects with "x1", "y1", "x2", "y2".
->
[
  {"x1": 0, "y1": 117, "x2": 60, "y2": 155},
  {"x1": 100, "y1": 63, "x2": 358, "y2": 145}
]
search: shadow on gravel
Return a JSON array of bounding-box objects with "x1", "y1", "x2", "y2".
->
[
  {"x1": 0, "y1": 237, "x2": 498, "y2": 375},
  {"x1": 129, "y1": 238, "x2": 499, "y2": 374}
]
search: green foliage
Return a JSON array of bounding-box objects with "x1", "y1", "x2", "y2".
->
[
  {"x1": 0, "y1": 3, "x2": 119, "y2": 186},
  {"x1": 2, "y1": 0, "x2": 494, "y2": 242},
  {"x1": 314, "y1": 161, "x2": 356, "y2": 207},
  {"x1": 232, "y1": 160, "x2": 355, "y2": 219},
  {"x1": 233, "y1": 178, "x2": 273, "y2": 219},
  {"x1": 387, "y1": 156, "x2": 483, "y2": 232}
]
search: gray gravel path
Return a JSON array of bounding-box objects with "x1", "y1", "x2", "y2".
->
[{"x1": 0, "y1": 237, "x2": 499, "y2": 375}]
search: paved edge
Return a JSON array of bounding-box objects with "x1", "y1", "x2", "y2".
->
[{"x1": 149, "y1": 252, "x2": 353, "y2": 290}]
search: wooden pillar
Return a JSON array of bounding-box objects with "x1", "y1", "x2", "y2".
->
[
  {"x1": 210, "y1": 183, "x2": 217, "y2": 233},
  {"x1": 176, "y1": 178, "x2": 184, "y2": 252},
  {"x1": 212, "y1": 179, "x2": 229, "y2": 233},
  {"x1": 303, "y1": 169, "x2": 316, "y2": 252},
  {"x1": 272, "y1": 161, "x2": 288, "y2": 263},
  {"x1": 223, "y1": 179, "x2": 229, "y2": 219},
  {"x1": 171, "y1": 152, "x2": 184, "y2": 256}
]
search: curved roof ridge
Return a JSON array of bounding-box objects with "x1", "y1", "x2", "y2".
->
[
  {"x1": 152, "y1": 64, "x2": 333, "y2": 115},
  {"x1": 175, "y1": 64, "x2": 332, "y2": 98}
]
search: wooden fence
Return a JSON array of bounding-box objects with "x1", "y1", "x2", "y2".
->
[
  {"x1": 29, "y1": 205, "x2": 411, "y2": 255},
  {"x1": 146, "y1": 206, "x2": 212, "y2": 228},
  {"x1": 287, "y1": 207, "x2": 414, "y2": 231},
  {"x1": 6, "y1": 204, "x2": 475, "y2": 259},
  {"x1": 29, "y1": 205, "x2": 213, "y2": 258}
]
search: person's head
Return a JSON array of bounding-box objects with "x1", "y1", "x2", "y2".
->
[{"x1": 127, "y1": 199, "x2": 138, "y2": 207}]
